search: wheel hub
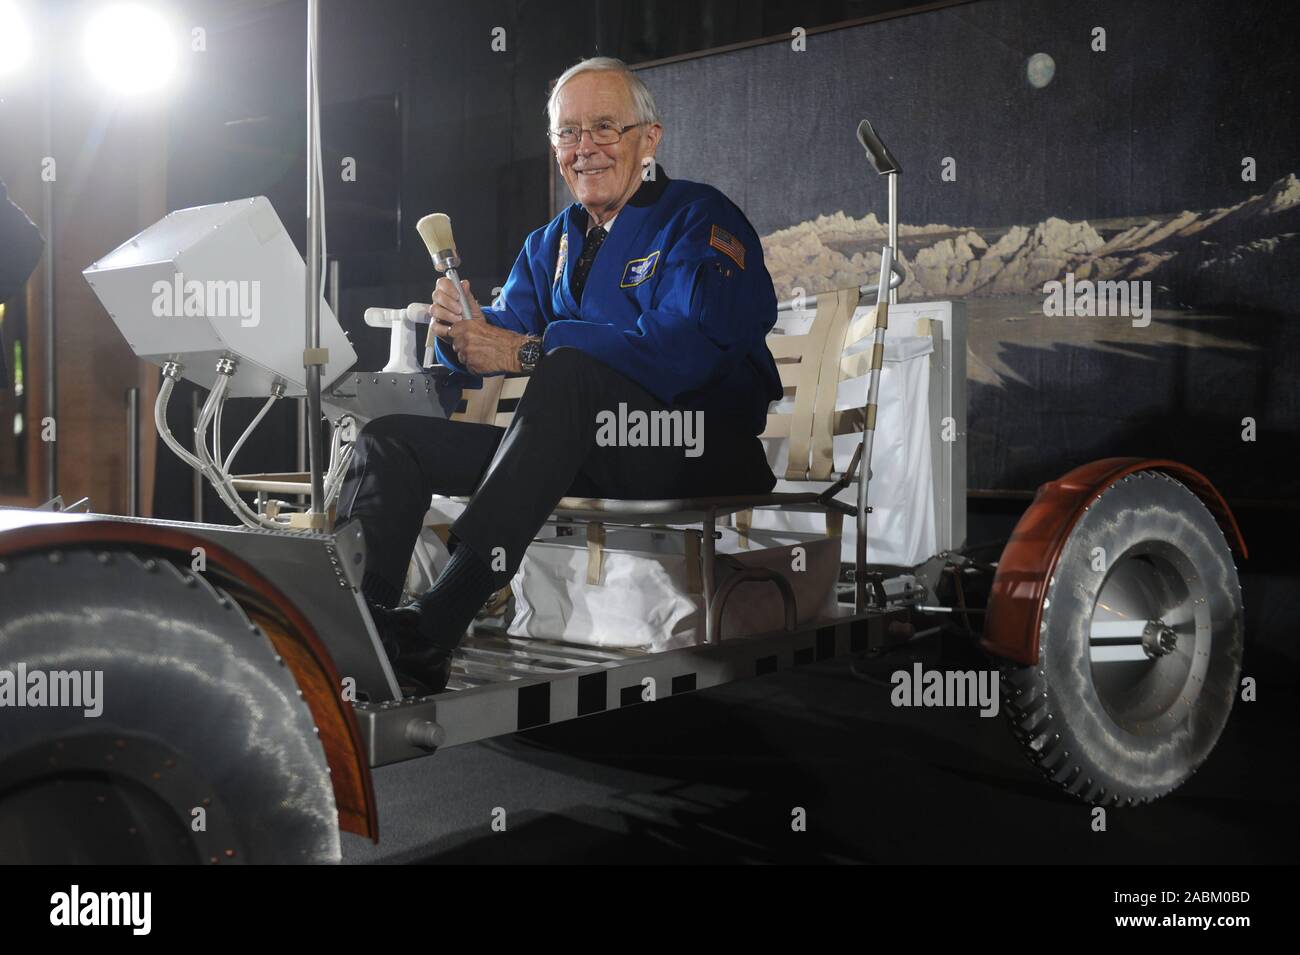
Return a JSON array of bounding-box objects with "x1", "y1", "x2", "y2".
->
[
  {"x1": 1087, "y1": 543, "x2": 1211, "y2": 734},
  {"x1": 1141, "y1": 620, "x2": 1178, "y2": 658}
]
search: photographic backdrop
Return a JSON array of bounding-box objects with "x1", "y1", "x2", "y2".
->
[{"x1": 554, "y1": 0, "x2": 1300, "y2": 499}]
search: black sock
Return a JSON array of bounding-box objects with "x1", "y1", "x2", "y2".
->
[{"x1": 415, "y1": 540, "x2": 497, "y2": 651}]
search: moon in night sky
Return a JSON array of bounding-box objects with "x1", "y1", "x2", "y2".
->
[{"x1": 1026, "y1": 52, "x2": 1056, "y2": 88}]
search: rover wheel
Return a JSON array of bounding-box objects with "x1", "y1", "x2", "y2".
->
[
  {"x1": 0, "y1": 547, "x2": 340, "y2": 863},
  {"x1": 998, "y1": 471, "x2": 1243, "y2": 806}
]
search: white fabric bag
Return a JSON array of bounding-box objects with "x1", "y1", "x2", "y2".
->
[
  {"x1": 509, "y1": 525, "x2": 839, "y2": 651},
  {"x1": 754, "y1": 315, "x2": 937, "y2": 568}
]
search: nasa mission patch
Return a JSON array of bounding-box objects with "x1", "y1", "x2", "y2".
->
[{"x1": 620, "y1": 249, "x2": 661, "y2": 288}]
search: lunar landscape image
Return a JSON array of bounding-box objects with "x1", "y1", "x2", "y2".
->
[{"x1": 760, "y1": 173, "x2": 1300, "y2": 496}]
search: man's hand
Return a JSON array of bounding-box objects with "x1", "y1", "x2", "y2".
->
[{"x1": 431, "y1": 277, "x2": 525, "y2": 374}]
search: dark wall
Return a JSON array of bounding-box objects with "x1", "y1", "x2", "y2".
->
[{"x1": 155, "y1": 0, "x2": 938, "y2": 520}]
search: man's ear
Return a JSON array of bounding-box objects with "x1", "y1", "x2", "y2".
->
[{"x1": 642, "y1": 123, "x2": 663, "y2": 157}]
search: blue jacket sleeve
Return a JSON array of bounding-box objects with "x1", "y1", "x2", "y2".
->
[
  {"x1": 540, "y1": 198, "x2": 774, "y2": 405},
  {"x1": 434, "y1": 230, "x2": 548, "y2": 375}
]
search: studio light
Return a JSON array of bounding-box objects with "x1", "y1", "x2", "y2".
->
[
  {"x1": 83, "y1": 3, "x2": 177, "y2": 96},
  {"x1": 0, "y1": 1, "x2": 33, "y2": 77}
]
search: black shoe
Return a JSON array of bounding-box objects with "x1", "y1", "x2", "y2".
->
[{"x1": 368, "y1": 602, "x2": 454, "y2": 696}]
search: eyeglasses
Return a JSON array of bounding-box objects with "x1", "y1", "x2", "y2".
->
[{"x1": 548, "y1": 121, "x2": 643, "y2": 148}]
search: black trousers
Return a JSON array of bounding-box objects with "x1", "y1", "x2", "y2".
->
[{"x1": 335, "y1": 347, "x2": 777, "y2": 607}]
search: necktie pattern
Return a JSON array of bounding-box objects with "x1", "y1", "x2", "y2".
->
[{"x1": 571, "y1": 225, "x2": 607, "y2": 302}]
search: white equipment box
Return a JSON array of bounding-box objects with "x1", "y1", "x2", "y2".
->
[{"x1": 83, "y1": 196, "x2": 356, "y2": 397}]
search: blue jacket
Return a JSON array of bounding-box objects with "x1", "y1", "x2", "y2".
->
[{"x1": 436, "y1": 167, "x2": 783, "y2": 435}]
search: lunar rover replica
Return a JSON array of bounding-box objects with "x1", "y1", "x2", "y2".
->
[{"x1": 0, "y1": 69, "x2": 1244, "y2": 861}]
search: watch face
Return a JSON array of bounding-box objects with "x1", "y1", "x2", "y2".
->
[{"x1": 519, "y1": 339, "x2": 542, "y2": 368}]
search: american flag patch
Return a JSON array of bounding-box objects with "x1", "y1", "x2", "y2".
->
[{"x1": 709, "y1": 224, "x2": 746, "y2": 269}]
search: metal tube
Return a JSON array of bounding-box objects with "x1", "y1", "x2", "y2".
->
[
  {"x1": 296, "y1": 399, "x2": 307, "y2": 499},
  {"x1": 125, "y1": 387, "x2": 139, "y2": 516},
  {"x1": 156, "y1": 371, "x2": 202, "y2": 472},
  {"x1": 191, "y1": 363, "x2": 285, "y2": 531},
  {"x1": 224, "y1": 389, "x2": 281, "y2": 472},
  {"x1": 778, "y1": 285, "x2": 867, "y2": 313},
  {"x1": 701, "y1": 514, "x2": 717, "y2": 645},
  {"x1": 42, "y1": 51, "x2": 56, "y2": 501},
  {"x1": 855, "y1": 245, "x2": 893, "y2": 613},
  {"x1": 777, "y1": 266, "x2": 904, "y2": 312},
  {"x1": 304, "y1": 0, "x2": 326, "y2": 521},
  {"x1": 887, "y1": 173, "x2": 899, "y2": 305},
  {"x1": 423, "y1": 262, "x2": 475, "y2": 367},
  {"x1": 191, "y1": 389, "x2": 203, "y2": 521}
]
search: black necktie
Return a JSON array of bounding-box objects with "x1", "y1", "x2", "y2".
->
[{"x1": 571, "y1": 225, "x2": 607, "y2": 302}]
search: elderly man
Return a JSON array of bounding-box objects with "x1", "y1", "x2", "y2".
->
[{"x1": 336, "y1": 56, "x2": 782, "y2": 694}]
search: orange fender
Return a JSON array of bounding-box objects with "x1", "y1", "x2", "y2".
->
[
  {"x1": 0, "y1": 510, "x2": 379, "y2": 841},
  {"x1": 981, "y1": 458, "x2": 1247, "y2": 666}
]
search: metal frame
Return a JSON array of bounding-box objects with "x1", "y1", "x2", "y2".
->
[
  {"x1": 355, "y1": 601, "x2": 903, "y2": 766},
  {"x1": 304, "y1": 0, "x2": 327, "y2": 522}
]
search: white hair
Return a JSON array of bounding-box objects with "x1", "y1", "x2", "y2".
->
[{"x1": 546, "y1": 56, "x2": 661, "y2": 129}]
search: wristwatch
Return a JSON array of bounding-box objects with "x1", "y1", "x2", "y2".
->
[{"x1": 517, "y1": 335, "x2": 543, "y2": 373}]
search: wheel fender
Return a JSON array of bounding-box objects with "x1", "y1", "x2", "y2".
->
[
  {"x1": 0, "y1": 512, "x2": 378, "y2": 842},
  {"x1": 982, "y1": 458, "x2": 1247, "y2": 666}
]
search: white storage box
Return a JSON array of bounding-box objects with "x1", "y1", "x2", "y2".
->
[{"x1": 508, "y1": 525, "x2": 839, "y2": 651}]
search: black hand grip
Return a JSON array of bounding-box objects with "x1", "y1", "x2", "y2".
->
[{"x1": 856, "y1": 119, "x2": 901, "y2": 176}]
